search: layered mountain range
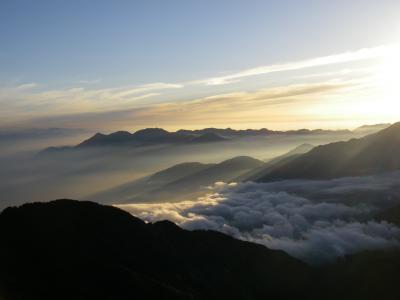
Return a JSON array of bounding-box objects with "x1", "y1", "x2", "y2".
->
[
  {"x1": 41, "y1": 126, "x2": 356, "y2": 153},
  {"x1": 89, "y1": 122, "x2": 400, "y2": 204}
]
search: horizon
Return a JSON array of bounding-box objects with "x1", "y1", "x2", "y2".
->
[{"x1": 2, "y1": 121, "x2": 392, "y2": 135}]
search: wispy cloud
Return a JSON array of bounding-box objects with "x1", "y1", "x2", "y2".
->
[
  {"x1": 0, "y1": 44, "x2": 391, "y2": 130},
  {"x1": 194, "y1": 45, "x2": 387, "y2": 86},
  {"x1": 17, "y1": 83, "x2": 38, "y2": 90},
  {"x1": 7, "y1": 80, "x2": 353, "y2": 130},
  {"x1": 78, "y1": 78, "x2": 102, "y2": 84},
  {"x1": 107, "y1": 83, "x2": 183, "y2": 100}
]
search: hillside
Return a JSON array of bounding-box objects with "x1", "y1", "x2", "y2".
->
[
  {"x1": 239, "y1": 143, "x2": 314, "y2": 181},
  {"x1": 258, "y1": 122, "x2": 400, "y2": 181},
  {"x1": 0, "y1": 200, "x2": 310, "y2": 300},
  {"x1": 89, "y1": 162, "x2": 215, "y2": 203},
  {"x1": 91, "y1": 156, "x2": 264, "y2": 204},
  {"x1": 125, "y1": 156, "x2": 264, "y2": 203}
]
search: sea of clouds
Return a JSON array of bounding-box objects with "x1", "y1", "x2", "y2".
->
[{"x1": 117, "y1": 174, "x2": 400, "y2": 265}]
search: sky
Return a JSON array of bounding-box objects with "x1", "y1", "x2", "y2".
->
[{"x1": 1, "y1": 0, "x2": 400, "y2": 131}]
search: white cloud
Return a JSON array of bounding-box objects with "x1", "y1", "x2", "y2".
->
[
  {"x1": 78, "y1": 78, "x2": 102, "y2": 84},
  {"x1": 194, "y1": 45, "x2": 387, "y2": 86},
  {"x1": 17, "y1": 83, "x2": 38, "y2": 90},
  {"x1": 117, "y1": 177, "x2": 400, "y2": 265},
  {"x1": 108, "y1": 83, "x2": 183, "y2": 100}
]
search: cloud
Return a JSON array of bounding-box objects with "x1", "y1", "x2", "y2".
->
[
  {"x1": 0, "y1": 79, "x2": 353, "y2": 130},
  {"x1": 17, "y1": 83, "x2": 38, "y2": 90},
  {"x1": 78, "y1": 79, "x2": 102, "y2": 84},
  {"x1": 195, "y1": 45, "x2": 387, "y2": 85},
  {"x1": 1, "y1": 45, "x2": 389, "y2": 130},
  {"x1": 0, "y1": 82, "x2": 183, "y2": 123},
  {"x1": 117, "y1": 177, "x2": 400, "y2": 265}
]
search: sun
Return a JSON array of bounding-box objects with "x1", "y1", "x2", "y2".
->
[{"x1": 378, "y1": 44, "x2": 400, "y2": 109}]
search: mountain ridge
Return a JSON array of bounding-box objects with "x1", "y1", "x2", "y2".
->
[
  {"x1": 89, "y1": 156, "x2": 264, "y2": 204},
  {"x1": 39, "y1": 126, "x2": 355, "y2": 153},
  {"x1": 257, "y1": 122, "x2": 400, "y2": 181}
]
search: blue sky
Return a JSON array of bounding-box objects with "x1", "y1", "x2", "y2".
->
[{"x1": 1, "y1": 0, "x2": 400, "y2": 130}]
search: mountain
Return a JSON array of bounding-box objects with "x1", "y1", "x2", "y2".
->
[
  {"x1": 257, "y1": 122, "x2": 400, "y2": 181},
  {"x1": 77, "y1": 128, "x2": 193, "y2": 148},
  {"x1": 2, "y1": 200, "x2": 400, "y2": 300},
  {"x1": 41, "y1": 126, "x2": 353, "y2": 153},
  {"x1": 0, "y1": 200, "x2": 310, "y2": 300},
  {"x1": 353, "y1": 123, "x2": 391, "y2": 135},
  {"x1": 130, "y1": 156, "x2": 264, "y2": 203},
  {"x1": 89, "y1": 162, "x2": 215, "y2": 203},
  {"x1": 177, "y1": 127, "x2": 351, "y2": 137},
  {"x1": 90, "y1": 156, "x2": 264, "y2": 204},
  {"x1": 263, "y1": 143, "x2": 314, "y2": 166},
  {"x1": 237, "y1": 143, "x2": 314, "y2": 182},
  {"x1": 176, "y1": 127, "x2": 274, "y2": 137}
]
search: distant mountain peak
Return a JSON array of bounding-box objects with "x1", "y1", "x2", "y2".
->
[
  {"x1": 133, "y1": 128, "x2": 169, "y2": 136},
  {"x1": 109, "y1": 131, "x2": 132, "y2": 137}
]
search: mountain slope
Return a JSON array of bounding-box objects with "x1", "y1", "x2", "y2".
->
[
  {"x1": 236, "y1": 143, "x2": 314, "y2": 182},
  {"x1": 353, "y1": 123, "x2": 391, "y2": 135},
  {"x1": 126, "y1": 156, "x2": 265, "y2": 203},
  {"x1": 258, "y1": 122, "x2": 400, "y2": 181},
  {"x1": 89, "y1": 156, "x2": 264, "y2": 204},
  {"x1": 0, "y1": 200, "x2": 310, "y2": 300},
  {"x1": 89, "y1": 162, "x2": 215, "y2": 203}
]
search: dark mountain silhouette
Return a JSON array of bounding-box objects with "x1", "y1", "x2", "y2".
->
[
  {"x1": 0, "y1": 200, "x2": 310, "y2": 300},
  {"x1": 40, "y1": 126, "x2": 353, "y2": 153},
  {"x1": 77, "y1": 128, "x2": 193, "y2": 148},
  {"x1": 257, "y1": 122, "x2": 400, "y2": 181},
  {"x1": 176, "y1": 127, "x2": 275, "y2": 137},
  {"x1": 177, "y1": 127, "x2": 351, "y2": 137},
  {"x1": 90, "y1": 156, "x2": 264, "y2": 204},
  {"x1": 2, "y1": 200, "x2": 400, "y2": 300}
]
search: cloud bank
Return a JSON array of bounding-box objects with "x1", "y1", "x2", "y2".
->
[{"x1": 118, "y1": 178, "x2": 400, "y2": 265}]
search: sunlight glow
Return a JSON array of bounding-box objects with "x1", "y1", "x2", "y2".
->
[{"x1": 378, "y1": 43, "x2": 400, "y2": 110}]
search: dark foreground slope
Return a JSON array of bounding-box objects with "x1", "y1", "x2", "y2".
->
[
  {"x1": 0, "y1": 200, "x2": 310, "y2": 300},
  {"x1": 258, "y1": 122, "x2": 400, "y2": 181},
  {"x1": 2, "y1": 200, "x2": 400, "y2": 300}
]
